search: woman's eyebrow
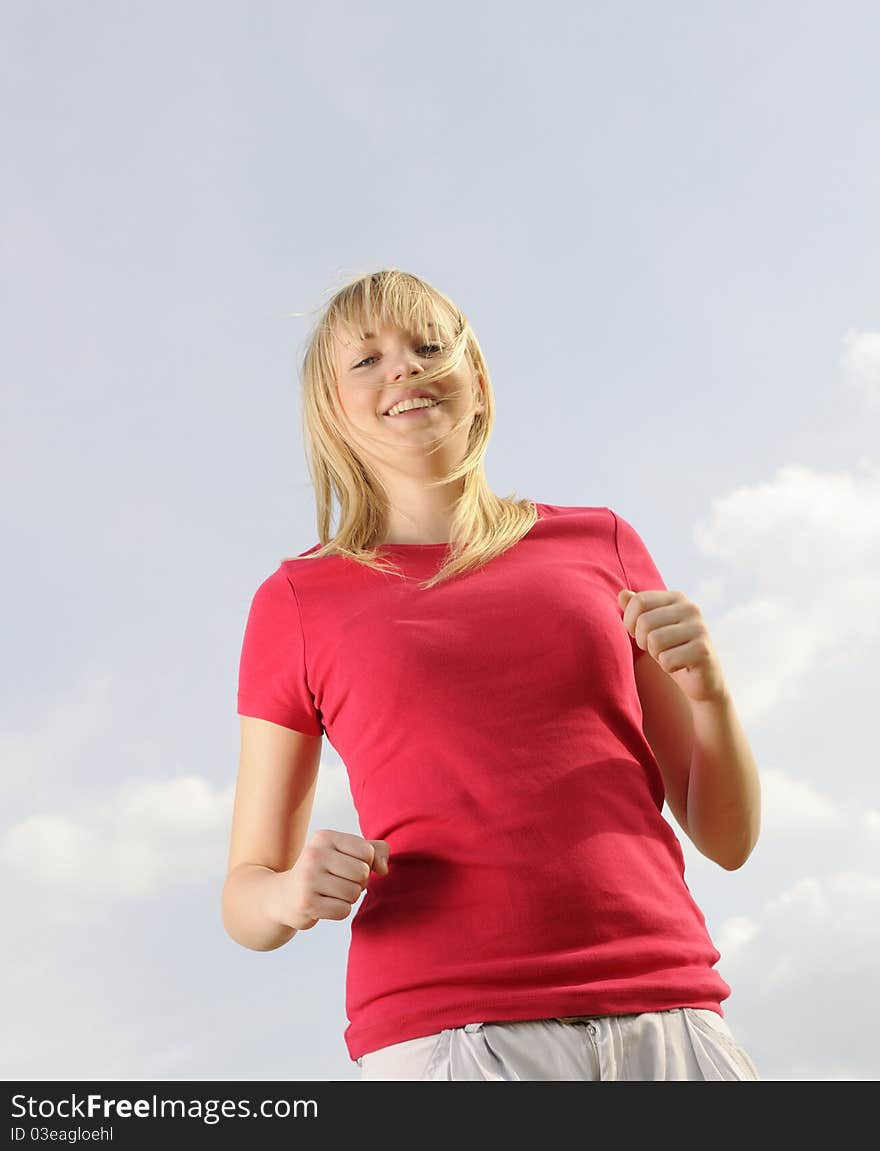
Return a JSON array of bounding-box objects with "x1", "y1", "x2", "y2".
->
[{"x1": 358, "y1": 323, "x2": 437, "y2": 341}]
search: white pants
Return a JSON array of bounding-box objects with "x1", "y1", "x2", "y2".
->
[{"x1": 357, "y1": 1008, "x2": 760, "y2": 1081}]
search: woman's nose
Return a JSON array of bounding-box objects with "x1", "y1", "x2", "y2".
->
[{"x1": 391, "y1": 358, "x2": 424, "y2": 380}]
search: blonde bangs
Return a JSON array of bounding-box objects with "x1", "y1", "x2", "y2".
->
[{"x1": 321, "y1": 270, "x2": 468, "y2": 393}]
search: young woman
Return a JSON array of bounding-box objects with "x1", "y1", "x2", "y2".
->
[{"x1": 222, "y1": 268, "x2": 762, "y2": 1081}]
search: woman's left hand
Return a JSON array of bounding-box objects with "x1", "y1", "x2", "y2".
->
[{"x1": 617, "y1": 588, "x2": 730, "y2": 705}]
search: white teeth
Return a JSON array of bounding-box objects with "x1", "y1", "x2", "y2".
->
[{"x1": 386, "y1": 397, "x2": 439, "y2": 416}]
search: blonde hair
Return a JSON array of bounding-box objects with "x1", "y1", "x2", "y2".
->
[{"x1": 283, "y1": 267, "x2": 538, "y2": 590}]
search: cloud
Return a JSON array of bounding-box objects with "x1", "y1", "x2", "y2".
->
[
  {"x1": 715, "y1": 867, "x2": 880, "y2": 1078},
  {"x1": 842, "y1": 328, "x2": 880, "y2": 403},
  {"x1": 1, "y1": 776, "x2": 231, "y2": 900},
  {"x1": 708, "y1": 787, "x2": 880, "y2": 1080},
  {"x1": 689, "y1": 459, "x2": 880, "y2": 722},
  {"x1": 759, "y1": 768, "x2": 845, "y2": 835},
  {"x1": 0, "y1": 754, "x2": 360, "y2": 907}
]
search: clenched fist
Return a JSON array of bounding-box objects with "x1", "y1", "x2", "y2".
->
[{"x1": 269, "y1": 829, "x2": 391, "y2": 932}]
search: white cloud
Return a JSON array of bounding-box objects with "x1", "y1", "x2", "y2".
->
[
  {"x1": 716, "y1": 869, "x2": 880, "y2": 1079},
  {"x1": 690, "y1": 460, "x2": 880, "y2": 722},
  {"x1": 0, "y1": 755, "x2": 360, "y2": 906},
  {"x1": 714, "y1": 914, "x2": 759, "y2": 960},
  {"x1": 835, "y1": 806, "x2": 880, "y2": 881},
  {"x1": 842, "y1": 328, "x2": 880, "y2": 402},
  {"x1": 0, "y1": 777, "x2": 231, "y2": 900},
  {"x1": 760, "y1": 768, "x2": 845, "y2": 834},
  {"x1": 678, "y1": 763, "x2": 880, "y2": 1079}
]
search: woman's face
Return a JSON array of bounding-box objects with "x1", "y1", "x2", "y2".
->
[{"x1": 330, "y1": 320, "x2": 485, "y2": 461}]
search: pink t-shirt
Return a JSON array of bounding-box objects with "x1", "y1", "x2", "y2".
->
[{"x1": 236, "y1": 503, "x2": 731, "y2": 1062}]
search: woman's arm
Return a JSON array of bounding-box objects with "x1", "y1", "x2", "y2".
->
[
  {"x1": 221, "y1": 716, "x2": 323, "y2": 949},
  {"x1": 686, "y1": 690, "x2": 762, "y2": 871},
  {"x1": 222, "y1": 863, "x2": 297, "y2": 952}
]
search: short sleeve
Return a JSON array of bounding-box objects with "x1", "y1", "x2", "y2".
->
[
  {"x1": 236, "y1": 567, "x2": 324, "y2": 736},
  {"x1": 609, "y1": 508, "x2": 669, "y2": 662}
]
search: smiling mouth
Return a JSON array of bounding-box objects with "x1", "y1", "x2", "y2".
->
[{"x1": 383, "y1": 400, "x2": 443, "y2": 417}]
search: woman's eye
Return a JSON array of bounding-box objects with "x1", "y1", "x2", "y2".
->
[{"x1": 354, "y1": 344, "x2": 442, "y2": 369}]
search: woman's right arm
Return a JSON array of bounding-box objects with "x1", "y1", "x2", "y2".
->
[
  {"x1": 221, "y1": 715, "x2": 323, "y2": 951},
  {"x1": 221, "y1": 715, "x2": 391, "y2": 951}
]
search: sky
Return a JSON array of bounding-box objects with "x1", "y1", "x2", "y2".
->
[{"x1": 2, "y1": 0, "x2": 879, "y2": 1083}]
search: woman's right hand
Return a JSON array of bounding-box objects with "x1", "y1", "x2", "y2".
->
[{"x1": 269, "y1": 829, "x2": 391, "y2": 931}]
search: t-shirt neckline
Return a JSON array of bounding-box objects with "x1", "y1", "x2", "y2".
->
[{"x1": 376, "y1": 502, "x2": 546, "y2": 550}]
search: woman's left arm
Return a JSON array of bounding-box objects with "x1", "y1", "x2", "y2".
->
[
  {"x1": 619, "y1": 588, "x2": 762, "y2": 871},
  {"x1": 686, "y1": 689, "x2": 761, "y2": 870}
]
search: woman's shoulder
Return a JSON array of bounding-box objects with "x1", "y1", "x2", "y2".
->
[{"x1": 534, "y1": 500, "x2": 614, "y2": 521}]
